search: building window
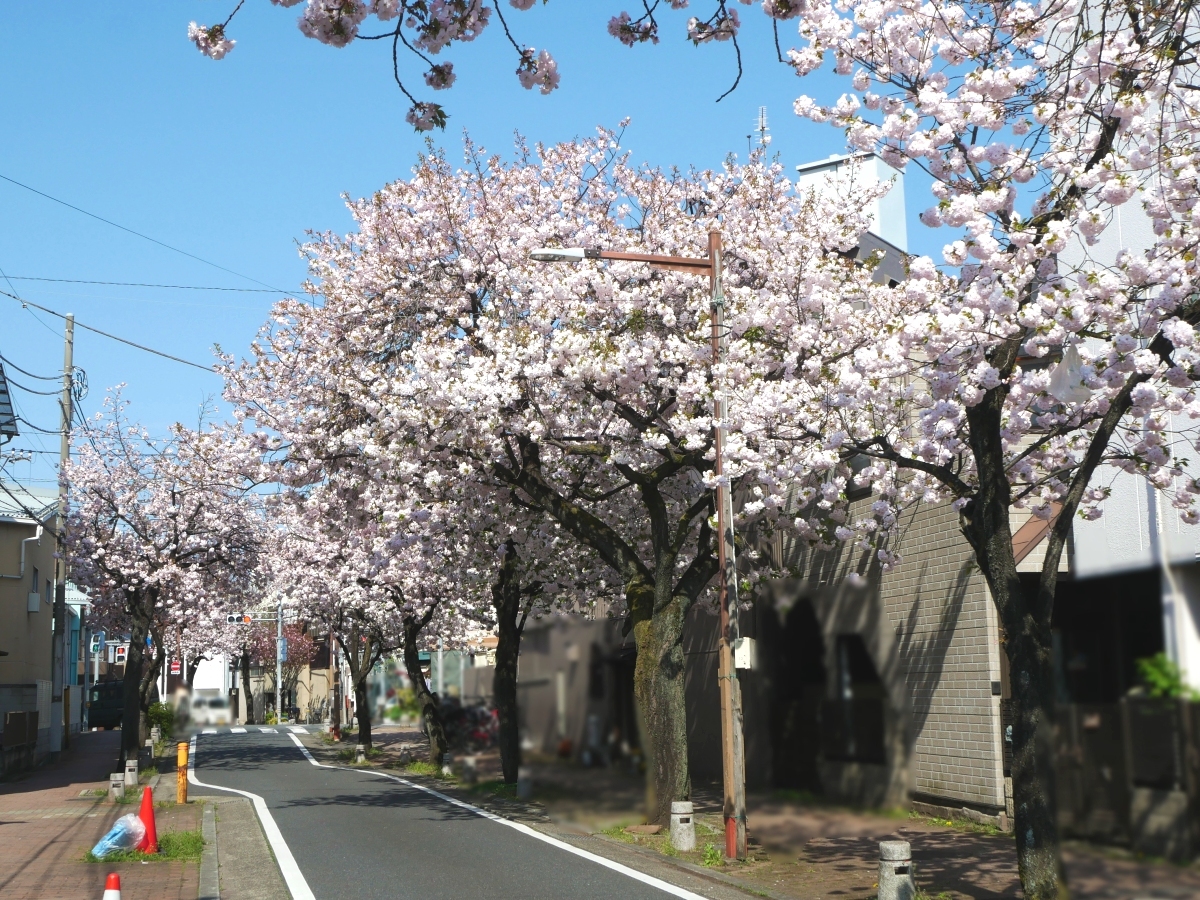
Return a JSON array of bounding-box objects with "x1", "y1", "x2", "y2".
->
[{"x1": 32, "y1": 566, "x2": 39, "y2": 595}]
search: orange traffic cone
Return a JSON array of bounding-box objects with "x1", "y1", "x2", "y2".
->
[
  {"x1": 136, "y1": 785, "x2": 158, "y2": 854},
  {"x1": 102, "y1": 873, "x2": 121, "y2": 899}
]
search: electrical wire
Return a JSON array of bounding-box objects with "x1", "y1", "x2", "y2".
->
[
  {"x1": 0, "y1": 352, "x2": 58, "y2": 381},
  {"x1": 0, "y1": 289, "x2": 219, "y2": 374},
  {"x1": 0, "y1": 172, "x2": 287, "y2": 293},
  {"x1": 5, "y1": 375, "x2": 61, "y2": 397},
  {"x1": 16, "y1": 415, "x2": 66, "y2": 435},
  {"x1": 1, "y1": 275, "x2": 284, "y2": 293}
]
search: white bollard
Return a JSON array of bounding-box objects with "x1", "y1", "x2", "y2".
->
[
  {"x1": 355, "y1": 744, "x2": 366, "y2": 764},
  {"x1": 109, "y1": 773, "x2": 125, "y2": 801},
  {"x1": 670, "y1": 801, "x2": 696, "y2": 851},
  {"x1": 461, "y1": 755, "x2": 478, "y2": 785},
  {"x1": 123, "y1": 758, "x2": 138, "y2": 788},
  {"x1": 517, "y1": 765, "x2": 533, "y2": 800},
  {"x1": 878, "y1": 841, "x2": 915, "y2": 900}
]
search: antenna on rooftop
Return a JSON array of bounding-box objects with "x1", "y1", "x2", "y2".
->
[{"x1": 755, "y1": 106, "x2": 770, "y2": 148}]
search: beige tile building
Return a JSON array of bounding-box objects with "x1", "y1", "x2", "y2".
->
[{"x1": 0, "y1": 482, "x2": 59, "y2": 774}]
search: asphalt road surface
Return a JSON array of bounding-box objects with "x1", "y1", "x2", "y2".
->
[{"x1": 189, "y1": 730, "x2": 705, "y2": 900}]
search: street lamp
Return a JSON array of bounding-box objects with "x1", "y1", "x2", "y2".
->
[{"x1": 530, "y1": 232, "x2": 748, "y2": 860}]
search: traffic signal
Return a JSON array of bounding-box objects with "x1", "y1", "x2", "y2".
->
[{"x1": 226, "y1": 614, "x2": 252, "y2": 625}]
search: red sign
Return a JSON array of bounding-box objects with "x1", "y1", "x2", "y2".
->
[{"x1": 170, "y1": 660, "x2": 181, "y2": 675}]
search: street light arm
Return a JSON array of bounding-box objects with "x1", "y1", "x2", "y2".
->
[{"x1": 529, "y1": 247, "x2": 712, "y2": 274}]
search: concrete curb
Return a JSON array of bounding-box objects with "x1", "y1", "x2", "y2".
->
[
  {"x1": 199, "y1": 803, "x2": 219, "y2": 900},
  {"x1": 586, "y1": 832, "x2": 794, "y2": 900}
]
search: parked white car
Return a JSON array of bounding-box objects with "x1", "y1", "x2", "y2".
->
[{"x1": 192, "y1": 696, "x2": 231, "y2": 726}]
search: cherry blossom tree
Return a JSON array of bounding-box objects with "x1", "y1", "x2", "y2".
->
[
  {"x1": 248, "y1": 621, "x2": 318, "y2": 713},
  {"x1": 563, "y1": 0, "x2": 1200, "y2": 894},
  {"x1": 273, "y1": 128, "x2": 888, "y2": 822},
  {"x1": 187, "y1": 0, "x2": 559, "y2": 130},
  {"x1": 65, "y1": 394, "x2": 262, "y2": 763}
]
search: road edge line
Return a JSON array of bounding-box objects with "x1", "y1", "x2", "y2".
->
[
  {"x1": 284, "y1": 733, "x2": 709, "y2": 900},
  {"x1": 190, "y1": 735, "x2": 316, "y2": 900}
]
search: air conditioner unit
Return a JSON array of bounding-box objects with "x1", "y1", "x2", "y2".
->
[{"x1": 27, "y1": 592, "x2": 40, "y2": 613}]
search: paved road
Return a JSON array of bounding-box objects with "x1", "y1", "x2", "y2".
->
[{"x1": 189, "y1": 731, "x2": 704, "y2": 900}]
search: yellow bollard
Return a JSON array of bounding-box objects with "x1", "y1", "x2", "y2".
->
[{"x1": 176, "y1": 741, "x2": 189, "y2": 804}]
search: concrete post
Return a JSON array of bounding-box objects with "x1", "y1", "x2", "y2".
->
[
  {"x1": 878, "y1": 841, "x2": 914, "y2": 900},
  {"x1": 670, "y1": 801, "x2": 696, "y2": 851}
]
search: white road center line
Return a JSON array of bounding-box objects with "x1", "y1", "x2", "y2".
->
[
  {"x1": 190, "y1": 735, "x2": 315, "y2": 900},
  {"x1": 202, "y1": 728, "x2": 217, "y2": 735},
  {"x1": 285, "y1": 733, "x2": 708, "y2": 900},
  {"x1": 259, "y1": 727, "x2": 277, "y2": 733},
  {"x1": 230, "y1": 727, "x2": 247, "y2": 734},
  {"x1": 288, "y1": 726, "x2": 306, "y2": 733}
]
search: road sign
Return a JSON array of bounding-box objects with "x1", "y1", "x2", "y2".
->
[
  {"x1": 170, "y1": 660, "x2": 181, "y2": 676},
  {"x1": 278, "y1": 637, "x2": 287, "y2": 662}
]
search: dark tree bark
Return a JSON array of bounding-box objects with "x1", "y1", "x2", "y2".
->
[
  {"x1": 239, "y1": 648, "x2": 254, "y2": 725},
  {"x1": 341, "y1": 618, "x2": 385, "y2": 750},
  {"x1": 138, "y1": 634, "x2": 165, "y2": 745},
  {"x1": 119, "y1": 597, "x2": 154, "y2": 767},
  {"x1": 492, "y1": 539, "x2": 535, "y2": 783},
  {"x1": 184, "y1": 654, "x2": 204, "y2": 687},
  {"x1": 493, "y1": 437, "x2": 718, "y2": 825},
  {"x1": 401, "y1": 606, "x2": 449, "y2": 767}
]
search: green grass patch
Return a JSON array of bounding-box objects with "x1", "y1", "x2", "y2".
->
[
  {"x1": 467, "y1": 778, "x2": 518, "y2": 798},
  {"x1": 599, "y1": 823, "x2": 637, "y2": 844},
  {"x1": 336, "y1": 745, "x2": 384, "y2": 764},
  {"x1": 701, "y1": 843, "x2": 725, "y2": 867},
  {"x1": 85, "y1": 830, "x2": 204, "y2": 863},
  {"x1": 139, "y1": 766, "x2": 159, "y2": 781},
  {"x1": 909, "y1": 810, "x2": 1002, "y2": 836},
  {"x1": 400, "y1": 760, "x2": 454, "y2": 779}
]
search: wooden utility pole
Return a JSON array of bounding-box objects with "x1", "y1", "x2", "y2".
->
[
  {"x1": 708, "y1": 232, "x2": 747, "y2": 860},
  {"x1": 51, "y1": 314, "x2": 74, "y2": 755}
]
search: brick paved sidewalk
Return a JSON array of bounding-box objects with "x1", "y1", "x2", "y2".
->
[{"x1": 0, "y1": 730, "x2": 199, "y2": 900}]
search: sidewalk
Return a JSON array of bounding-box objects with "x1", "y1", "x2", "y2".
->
[{"x1": 0, "y1": 730, "x2": 200, "y2": 900}]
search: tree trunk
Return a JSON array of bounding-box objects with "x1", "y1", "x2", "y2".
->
[
  {"x1": 240, "y1": 649, "x2": 254, "y2": 725},
  {"x1": 138, "y1": 646, "x2": 163, "y2": 745},
  {"x1": 354, "y1": 679, "x2": 373, "y2": 749},
  {"x1": 402, "y1": 613, "x2": 448, "y2": 767},
  {"x1": 120, "y1": 610, "x2": 152, "y2": 767},
  {"x1": 962, "y1": 393, "x2": 1068, "y2": 900},
  {"x1": 492, "y1": 540, "x2": 529, "y2": 784},
  {"x1": 630, "y1": 586, "x2": 690, "y2": 826},
  {"x1": 185, "y1": 655, "x2": 203, "y2": 687}
]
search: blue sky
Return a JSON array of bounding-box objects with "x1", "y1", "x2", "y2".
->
[{"x1": 0, "y1": 2, "x2": 939, "y2": 485}]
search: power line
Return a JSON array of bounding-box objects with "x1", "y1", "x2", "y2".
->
[
  {"x1": 2, "y1": 275, "x2": 285, "y2": 293},
  {"x1": 0, "y1": 352, "x2": 59, "y2": 381},
  {"x1": 16, "y1": 415, "x2": 65, "y2": 435},
  {"x1": 5, "y1": 375, "x2": 60, "y2": 397},
  {"x1": 0, "y1": 172, "x2": 287, "y2": 293},
  {"x1": 0, "y1": 290, "x2": 219, "y2": 375}
]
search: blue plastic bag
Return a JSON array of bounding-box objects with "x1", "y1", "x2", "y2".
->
[{"x1": 91, "y1": 813, "x2": 147, "y2": 858}]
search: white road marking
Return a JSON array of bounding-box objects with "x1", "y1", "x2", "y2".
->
[
  {"x1": 202, "y1": 728, "x2": 217, "y2": 735},
  {"x1": 258, "y1": 727, "x2": 277, "y2": 733},
  {"x1": 230, "y1": 727, "x2": 247, "y2": 734},
  {"x1": 189, "y1": 735, "x2": 315, "y2": 900},
  {"x1": 285, "y1": 733, "x2": 708, "y2": 900},
  {"x1": 288, "y1": 726, "x2": 306, "y2": 733}
]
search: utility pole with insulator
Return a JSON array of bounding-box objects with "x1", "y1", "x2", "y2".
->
[{"x1": 51, "y1": 314, "x2": 74, "y2": 756}]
